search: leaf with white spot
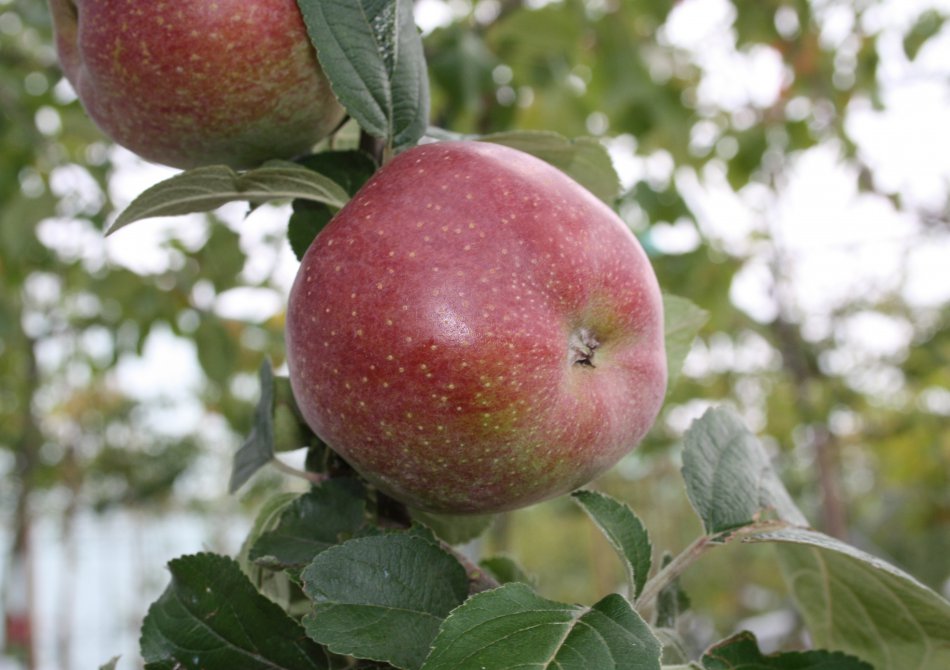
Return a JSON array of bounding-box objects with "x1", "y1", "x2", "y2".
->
[
  {"x1": 140, "y1": 553, "x2": 333, "y2": 670},
  {"x1": 302, "y1": 532, "x2": 469, "y2": 669}
]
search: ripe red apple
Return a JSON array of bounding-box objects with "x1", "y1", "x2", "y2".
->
[
  {"x1": 286, "y1": 141, "x2": 667, "y2": 513},
  {"x1": 48, "y1": 0, "x2": 345, "y2": 170}
]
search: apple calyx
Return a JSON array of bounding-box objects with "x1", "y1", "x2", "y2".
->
[{"x1": 569, "y1": 328, "x2": 601, "y2": 368}]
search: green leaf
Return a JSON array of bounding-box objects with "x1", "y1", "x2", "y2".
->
[
  {"x1": 108, "y1": 161, "x2": 349, "y2": 234},
  {"x1": 194, "y1": 311, "x2": 238, "y2": 381},
  {"x1": 302, "y1": 532, "x2": 468, "y2": 669},
  {"x1": 747, "y1": 527, "x2": 950, "y2": 670},
  {"x1": 571, "y1": 490, "x2": 652, "y2": 599},
  {"x1": 654, "y1": 627, "x2": 691, "y2": 665},
  {"x1": 237, "y1": 493, "x2": 301, "y2": 610},
  {"x1": 409, "y1": 509, "x2": 494, "y2": 545},
  {"x1": 655, "y1": 552, "x2": 690, "y2": 630},
  {"x1": 422, "y1": 583, "x2": 662, "y2": 670},
  {"x1": 271, "y1": 375, "x2": 320, "y2": 454},
  {"x1": 478, "y1": 556, "x2": 533, "y2": 586},
  {"x1": 296, "y1": 0, "x2": 429, "y2": 151},
  {"x1": 141, "y1": 553, "x2": 333, "y2": 670},
  {"x1": 289, "y1": 150, "x2": 377, "y2": 260},
  {"x1": 662, "y1": 293, "x2": 708, "y2": 393},
  {"x1": 628, "y1": 182, "x2": 694, "y2": 227},
  {"x1": 296, "y1": 150, "x2": 379, "y2": 195},
  {"x1": 249, "y1": 479, "x2": 368, "y2": 570},
  {"x1": 229, "y1": 361, "x2": 320, "y2": 493},
  {"x1": 229, "y1": 359, "x2": 277, "y2": 494},
  {"x1": 99, "y1": 657, "x2": 120, "y2": 670},
  {"x1": 480, "y1": 131, "x2": 621, "y2": 203},
  {"x1": 700, "y1": 630, "x2": 872, "y2": 669},
  {"x1": 682, "y1": 407, "x2": 809, "y2": 535},
  {"x1": 904, "y1": 10, "x2": 945, "y2": 61}
]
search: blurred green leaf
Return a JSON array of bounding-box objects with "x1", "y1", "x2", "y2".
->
[
  {"x1": 422, "y1": 583, "x2": 661, "y2": 670},
  {"x1": 628, "y1": 182, "x2": 694, "y2": 226},
  {"x1": 904, "y1": 11, "x2": 945, "y2": 61},
  {"x1": 481, "y1": 131, "x2": 620, "y2": 203},
  {"x1": 700, "y1": 630, "x2": 872, "y2": 669},
  {"x1": 663, "y1": 293, "x2": 708, "y2": 393},
  {"x1": 748, "y1": 528, "x2": 950, "y2": 670},
  {"x1": 194, "y1": 313, "x2": 239, "y2": 382}
]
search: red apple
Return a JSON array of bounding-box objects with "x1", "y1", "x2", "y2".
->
[
  {"x1": 48, "y1": 0, "x2": 345, "y2": 169},
  {"x1": 286, "y1": 141, "x2": 667, "y2": 513}
]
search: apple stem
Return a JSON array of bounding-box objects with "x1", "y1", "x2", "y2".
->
[
  {"x1": 449, "y1": 546, "x2": 501, "y2": 594},
  {"x1": 359, "y1": 130, "x2": 387, "y2": 166},
  {"x1": 270, "y1": 457, "x2": 328, "y2": 486},
  {"x1": 569, "y1": 327, "x2": 600, "y2": 367}
]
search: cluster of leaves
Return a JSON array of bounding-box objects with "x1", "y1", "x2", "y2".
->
[{"x1": 132, "y1": 392, "x2": 950, "y2": 670}]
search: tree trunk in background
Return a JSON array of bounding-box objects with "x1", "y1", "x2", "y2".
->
[
  {"x1": 2, "y1": 337, "x2": 41, "y2": 669},
  {"x1": 772, "y1": 316, "x2": 849, "y2": 539}
]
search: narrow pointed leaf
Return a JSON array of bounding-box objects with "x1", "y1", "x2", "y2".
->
[
  {"x1": 301, "y1": 533, "x2": 468, "y2": 669},
  {"x1": 572, "y1": 490, "x2": 652, "y2": 599},
  {"x1": 422, "y1": 583, "x2": 661, "y2": 670},
  {"x1": 108, "y1": 162, "x2": 349, "y2": 234},
  {"x1": 140, "y1": 553, "x2": 333, "y2": 670},
  {"x1": 747, "y1": 527, "x2": 950, "y2": 670},
  {"x1": 682, "y1": 407, "x2": 809, "y2": 534},
  {"x1": 229, "y1": 359, "x2": 277, "y2": 493},
  {"x1": 296, "y1": 0, "x2": 429, "y2": 151}
]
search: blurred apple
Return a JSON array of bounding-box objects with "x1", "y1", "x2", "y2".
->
[
  {"x1": 286, "y1": 141, "x2": 667, "y2": 513},
  {"x1": 48, "y1": 0, "x2": 346, "y2": 169}
]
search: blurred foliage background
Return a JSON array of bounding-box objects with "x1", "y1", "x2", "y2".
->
[{"x1": 1, "y1": 0, "x2": 949, "y2": 667}]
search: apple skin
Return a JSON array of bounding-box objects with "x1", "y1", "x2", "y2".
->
[
  {"x1": 286, "y1": 141, "x2": 667, "y2": 514},
  {"x1": 48, "y1": 0, "x2": 345, "y2": 170}
]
